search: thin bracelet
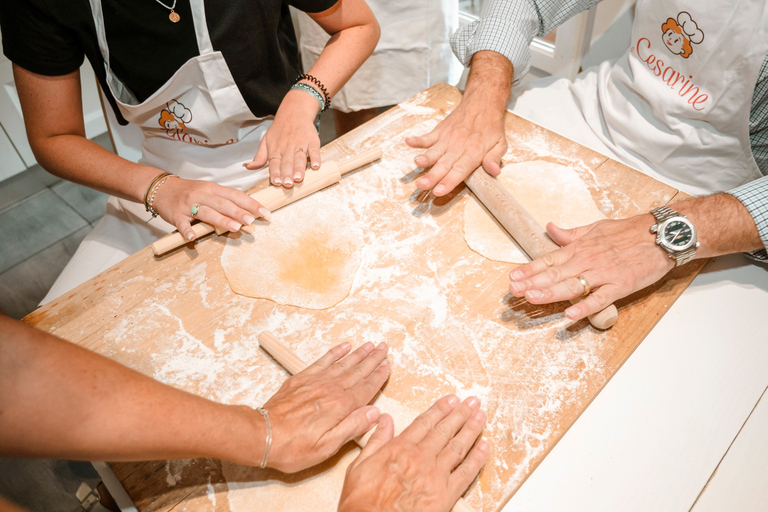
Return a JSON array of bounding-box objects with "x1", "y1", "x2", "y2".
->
[
  {"x1": 256, "y1": 407, "x2": 272, "y2": 469},
  {"x1": 295, "y1": 73, "x2": 330, "y2": 111},
  {"x1": 290, "y1": 83, "x2": 325, "y2": 112},
  {"x1": 146, "y1": 174, "x2": 177, "y2": 219},
  {"x1": 143, "y1": 172, "x2": 171, "y2": 211}
]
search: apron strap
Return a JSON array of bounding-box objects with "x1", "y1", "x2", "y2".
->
[{"x1": 189, "y1": 0, "x2": 215, "y2": 55}]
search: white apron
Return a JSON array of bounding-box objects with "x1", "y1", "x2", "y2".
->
[
  {"x1": 296, "y1": 0, "x2": 461, "y2": 112},
  {"x1": 510, "y1": 0, "x2": 768, "y2": 197},
  {"x1": 42, "y1": 0, "x2": 271, "y2": 304}
]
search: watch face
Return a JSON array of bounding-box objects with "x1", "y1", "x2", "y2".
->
[{"x1": 662, "y1": 219, "x2": 693, "y2": 249}]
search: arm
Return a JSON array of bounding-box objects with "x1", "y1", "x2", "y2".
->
[
  {"x1": 0, "y1": 316, "x2": 389, "y2": 472},
  {"x1": 338, "y1": 395, "x2": 489, "y2": 512},
  {"x1": 245, "y1": 0, "x2": 380, "y2": 187},
  {"x1": 407, "y1": 0, "x2": 601, "y2": 196},
  {"x1": 13, "y1": 65, "x2": 269, "y2": 242},
  {"x1": 508, "y1": 191, "x2": 765, "y2": 321}
]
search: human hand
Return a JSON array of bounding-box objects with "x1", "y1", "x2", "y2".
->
[
  {"x1": 338, "y1": 395, "x2": 489, "y2": 512},
  {"x1": 152, "y1": 176, "x2": 270, "y2": 241},
  {"x1": 245, "y1": 90, "x2": 322, "y2": 188},
  {"x1": 261, "y1": 341, "x2": 390, "y2": 473},
  {"x1": 405, "y1": 95, "x2": 507, "y2": 197},
  {"x1": 508, "y1": 215, "x2": 675, "y2": 322}
]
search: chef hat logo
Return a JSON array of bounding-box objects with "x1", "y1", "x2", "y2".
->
[
  {"x1": 677, "y1": 12, "x2": 704, "y2": 45},
  {"x1": 167, "y1": 100, "x2": 193, "y2": 124},
  {"x1": 661, "y1": 11, "x2": 704, "y2": 58}
]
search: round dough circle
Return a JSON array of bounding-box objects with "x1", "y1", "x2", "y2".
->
[
  {"x1": 221, "y1": 197, "x2": 364, "y2": 309},
  {"x1": 463, "y1": 161, "x2": 605, "y2": 263}
]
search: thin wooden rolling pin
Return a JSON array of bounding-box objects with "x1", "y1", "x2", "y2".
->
[
  {"x1": 464, "y1": 169, "x2": 619, "y2": 330},
  {"x1": 257, "y1": 331, "x2": 478, "y2": 512},
  {"x1": 151, "y1": 148, "x2": 383, "y2": 256}
]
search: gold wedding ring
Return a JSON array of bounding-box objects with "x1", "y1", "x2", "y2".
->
[
  {"x1": 295, "y1": 147, "x2": 306, "y2": 154},
  {"x1": 268, "y1": 156, "x2": 281, "y2": 161},
  {"x1": 576, "y1": 275, "x2": 590, "y2": 296}
]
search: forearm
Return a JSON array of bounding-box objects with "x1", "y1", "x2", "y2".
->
[
  {"x1": 0, "y1": 317, "x2": 263, "y2": 465},
  {"x1": 462, "y1": 50, "x2": 514, "y2": 113}
]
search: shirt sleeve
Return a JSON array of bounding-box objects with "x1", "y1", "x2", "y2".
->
[
  {"x1": 749, "y1": 54, "x2": 768, "y2": 175},
  {"x1": 728, "y1": 176, "x2": 768, "y2": 261},
  {"x1": 450, "y1": 0, "x2": 601, "y2": 84},
  {"x1": 0, "y1": 0, "x2": 84, "y2": 76},
  {"x1": 288, "y1": 0, "x2": 340, "y2": 14}
]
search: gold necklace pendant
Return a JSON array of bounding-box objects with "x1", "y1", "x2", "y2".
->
[{"x1": 169, "y1": 9, "x2": 180, "y2": 22}]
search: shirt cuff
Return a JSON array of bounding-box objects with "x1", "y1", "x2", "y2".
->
[
  {"x1": 727, "y1": 176, "x2": 768, "y2": 261},
  {"x1": 450, "y1": 1, "x2": 541, "y2": 85}
]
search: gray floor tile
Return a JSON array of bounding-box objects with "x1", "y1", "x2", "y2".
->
[
  {"x1": 0, "y1": 226, "x2": 91, "y2": 319},
  {"x1": 0, "y1": 165, "x2": 57, "y2": 214},
  {"x1": 0, "y1": 458, "x2": 100, "y2": 512},
  {"x1": 0, "y1": 190, "x2": 88, "y2": 274},
  {"x1": 51, "y1": 181, "x2": 108, "y2": 224}
]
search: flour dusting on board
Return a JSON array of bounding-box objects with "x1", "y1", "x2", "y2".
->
[{"x1": 94, "y1": 88, "x2": 622, "y2": 512}]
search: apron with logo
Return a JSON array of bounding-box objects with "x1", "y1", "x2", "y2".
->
[
  {"x1": 510, "y1": 0, "x2": 768, "y2": 197},
  {"x1": 42, "y1": 0, "x2": 272, "y2": 303}
]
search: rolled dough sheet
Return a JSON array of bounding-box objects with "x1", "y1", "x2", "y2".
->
[
  {"x1": 221, "y1": 197, "x2": 364, "y2": 309},
  {"x1": 463, "y1": 160, "x2": 606, "y2": 263}
]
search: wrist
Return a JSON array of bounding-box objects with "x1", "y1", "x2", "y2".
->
[{"x1": 281, "y1": 89, "x2": 322, "y2": 120}]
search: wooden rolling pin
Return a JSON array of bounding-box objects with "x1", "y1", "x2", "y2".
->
[
  {"x1": 257, "y1": 331, "x2": 478, "y2": 512},
  {"x1": 464, "y1": 168, "x2": 619, "y2": 330},
  {"x1": 151, "y1": 148, "x2": 383, "y2": 256}
]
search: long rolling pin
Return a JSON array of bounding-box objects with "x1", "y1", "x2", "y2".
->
[
  {"x1": 151, "y1": 148, "x2": 383, "y2": 256},
  {"x1": 257, "y1": 331, "x2": 478, "y2": 512},
  {"x1": 464, "y1": 168, "x2": 619, "y2": 330}
]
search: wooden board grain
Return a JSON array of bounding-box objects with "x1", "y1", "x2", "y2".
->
[{"x1": 24, "y1": 83, "x2": 706, "y2": 512}]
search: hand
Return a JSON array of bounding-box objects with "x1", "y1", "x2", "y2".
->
[
  {"x1": 405, "y1": 50, "x2": 512, "y2": 197},
  {"x1": 245, "y1": 89, "x2": 322, "y2": 188},
  {"x1": 508, "y1": 215, "x2": 674, "y2": 322},
  {"x1": 338, "y1": 395, "x2": 489, "y2": 512},
  {"x1": 262, "y1": 341, "x2": 390, "y2": 473},
  {"x1": 152, "y1": 176, "x2": 270, "y2": 241}
]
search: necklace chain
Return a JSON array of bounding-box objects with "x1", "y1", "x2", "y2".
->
[{"x1": 152, "y1": 0, "x2": 177, "y2": 10}]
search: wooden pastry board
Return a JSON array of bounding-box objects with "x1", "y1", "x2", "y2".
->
[{"x1": 24, "y1": 83, "x2": 706, "y2": 512}]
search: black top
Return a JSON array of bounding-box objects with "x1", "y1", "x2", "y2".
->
[{"x1": 0, "y1": 0, "x2": 337, "y2": 124}]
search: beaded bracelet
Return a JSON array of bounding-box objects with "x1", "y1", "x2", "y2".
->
[
  {"x1": 290, "y1": 83, "x2": 325, "y2": 112},
  {"x1": 146, "y1": 174, "x2": 178, "y2": 219},
  {"x1": 295, "y1": 73, "x2": 330, "y2": 111},
  {"x1": 143, "y1": 172, "x2": 172, "y2": 212}
]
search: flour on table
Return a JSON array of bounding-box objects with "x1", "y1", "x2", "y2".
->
[
  {"x1": 221, "y1": 196, "x2": 364, "y2": 309},
  {"x1": 463, "y1": 160, "x2": 605, "y2": 263}
]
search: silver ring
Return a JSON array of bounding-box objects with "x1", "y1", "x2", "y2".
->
[
  {"x1": 295, "y1": 148, "x2": 306, "y2": 154},
  {"x1": 576, "y1": 275, "x2": 590, "y2": 296},
  {"x1": 191, "y1": 204, "x2": 200, "y2": 217},
  {"x1": 268, "y1": 156, "x2": 282, "y2": 161}
]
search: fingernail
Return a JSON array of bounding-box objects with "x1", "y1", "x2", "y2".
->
[
  {"x1": 258, "y1": 207, "x2": 272, "y2": 221},
  {"x1": 293, "y1": 172, "x2": 302, "y2": 181},
  {"x1": 376, "y1": 342, "x2": 387, "y2": 351},
  {"x1": 312, "y1": 162, "x2": 320, "y2": 169},
  {"x1": 526, "y1": 290, "x2": 543, "y2": 300},
  {"x1": 284, "y1": 178, "x2": 293, "y2": 187},
  {"x1": 366, "y1": 408, "x2": 380, "y2": 422},
  {"x1": 380, "y1": 358, "x2": 390, "y2": 367},
  {"x1": 340, "y1": 342, "x2": 351, "y2": 351},
  {"x1": 447, "y1": 395, "x2": 459, "y2": 406},
  {"x1": 467, "y1": 396, "x2": 480, "y2": 408},
  {"x1": 510, "y1": 270, "x2": 523, "y2": 280},
  {"x1": 414, "y1": 156, "x2": 425, "y2": 166},
  {"x1": 186, "y1": 232, "x2": 196, "y2": 241},
  {"x1": 473, "y1": 410, "x2": 486, "y2": 422},
  {"x1": 273, "y1": 177, "x2": 282, "y2": 185},
  {"x1": 565, "y1": 307, "x2": 579, "y2": 319},
  {"x1": 243, "y1": 214, "x2": 255, "y2": 225},
  {"x1": 477, "y1": 440, "x2": 490, "y2": 452},
  {"x1": 510, "y1": 282, "x2": 523, "y2": 293},
  {"x1": 434, "y1": 184, "x2": 445, "y2": 195},
  {"x1": 416, "y1": 178, "x2": 429, "y2": 188},
  {"x1": 362, "y1": 341, "x2": 374, "y2": 351},
  {"x1": 242, "y1": 162, "x2": 249, "y2": 168}
]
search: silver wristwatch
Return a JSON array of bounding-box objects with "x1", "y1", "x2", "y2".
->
[{"x1": 650, "y1": 206, "x2": 699, "y2": 266}]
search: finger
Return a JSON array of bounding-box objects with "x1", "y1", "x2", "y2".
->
[
  {"x1": 293, "y1": 149, "x2": 308, "y2": 183},
  {"x1": 323, "y1": 406, "x2": 382, "y2": 458},
  {"x1": 432, "y1": 160, "x2": 474, "y2": 196},
  {"x1": 330, "y1": 341, "x2": 376, "y2": 375},
  {"x1": 355, "y1": 413, "x2": 395, "y2": 465},
  {"x1": 194, "y1": 204, "x2": 241, "y2": 234},
  {"x1": 406, "y1": 129, "x2": 439, "y2": 150},
  {"x1": 437, "y1": 409, "x2": 487, "y2": 470},
  {"x1": 446, "y1": 440, "x2": 490, "y2": 502},
  {"x1": 176, "y1": 218, "x2": 196, "y2": 242},
  {"x1": 546, "y1": 222, "x2": 593, "y2": 246},
  {"x1": 508, "y1": 248, "x2": 574, "y2": 295},
  {"x1": 303, "y1": 342, "x2": 352, "y2": 374},
  {"x1": 269, "y1": 156, "x2": 283, "y2": 185},
  {"x1": 339, "y1": 342, "x2": 389, "y2": 387},
  {"x1": 564, "y1": 284, "x2": 620, "y2": 321},
  {"x1": 280, "y1": 150, "x2": 295, "y2": 188},
  {"x1": 216, "y1": 187, "x2": 271, "y2": 224},
  {"x1": 420, "y1": 397, "x2": 481, "y2": 456},
  {"x1": 415, "y1": 154, "x2": 457, "y2": 191},
  {"x1": 246, "y1": 137, "x2": 269, "y2": 170},
  {"x1": 341, "y1": 357, "x2": 391, "y2": 408},
  {"x1": 308, "y1": 142, "x2": 321, "y2": 170},
  {"x1": 524, "y1": 271, "x2": 601, "y2": 305},
  {"x1": 400, "y1": 395, "x2": 460, "y2": 444},
  {"x1": 481, "y1": 141, "x2": 507, "y2": 177}
]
